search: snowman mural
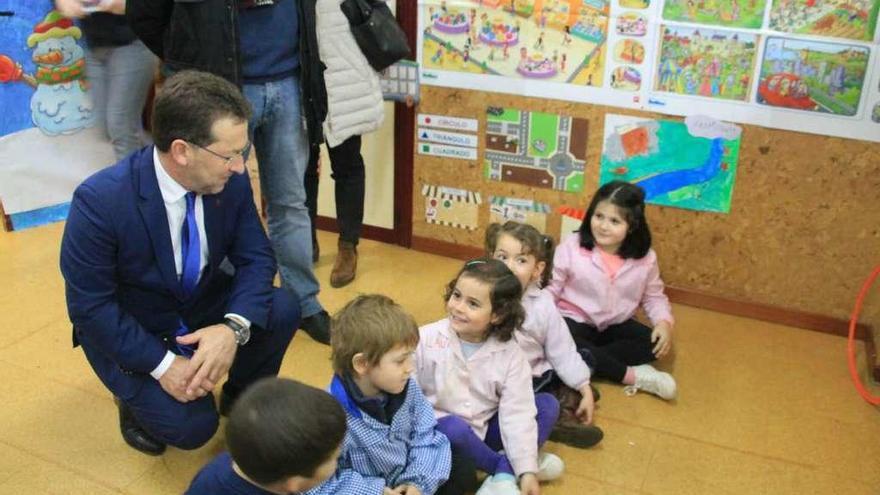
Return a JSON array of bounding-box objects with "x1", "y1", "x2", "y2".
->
[{"x1": 0, "y1": 11, "x2": 94, "y2": 136}]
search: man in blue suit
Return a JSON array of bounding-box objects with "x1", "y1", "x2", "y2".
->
[{"x1": 60, "y1": 71, "x2": 300, "y2": 456}]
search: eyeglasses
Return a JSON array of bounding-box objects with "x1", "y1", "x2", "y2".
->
[{"x1": 190, "y1": 141, "x2": 252, "y2": 168}]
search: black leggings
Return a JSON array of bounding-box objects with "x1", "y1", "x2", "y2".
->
[
  {"x1": 564, "y1": 318, "x2": 656, "y2": 383},
  {"x1": 435, "y1": 448, "x2": 479, "y2": 495}
]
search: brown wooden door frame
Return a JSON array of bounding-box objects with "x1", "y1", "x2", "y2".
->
[{"x1": 316, "y1": 2, "x2": 416, "y2": 247}]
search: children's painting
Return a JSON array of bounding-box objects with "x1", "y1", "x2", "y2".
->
[
  {"x1": 610, "y1": 66, "x2": 642, "y2": 90},
  {"x1": 0, "y1": 4, "x2": 114, "y2": 230},
  {"x1": 768, "y1": 0, "x2": 880, "y2": 41},
  {"x1": 663, "y1": 0, "x2": 768, "y2": 29},
  {"x1": 756, "y1": 37, "x2": 869, "y2": 116},
  {"x1": 654, "y1": 26, "x2": 758, "y2": 101},
  {"x1": 615, "y1": 12, "x2": 648, "y2": 36},
  {"x1": 489, "y1": 196, "x2": 551, "y2": 231},
  {"x1": 484, "y1": 106, "x2": 588, "y2": 193},
  {"x1": 422, "y1": 184, "x2": 482, "y2": 230},
  {"x1": 599, "y1": 114, "x2": 741, "y2": 213},
  {"x1": 421, "y1": 0, "x2": 610, "y2": 86},
  {"x1": 620, "y1": 0, "x2": 651, "y2": 9},
  {"x1": 613, "y1": 38, "x2": 645, "y2": 63}
]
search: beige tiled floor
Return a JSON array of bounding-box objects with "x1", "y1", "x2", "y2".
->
[{"x1": 2, "y1": 223, "x2": 879, "y2": 494}]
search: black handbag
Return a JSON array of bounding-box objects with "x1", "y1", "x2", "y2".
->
[{"x1": 340, "y1": 0, "x2": 412, "y2": 72}]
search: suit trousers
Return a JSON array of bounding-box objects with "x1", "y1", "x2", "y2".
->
[{"x1": 80, "y1": 288, "x2": 299, "y2": 449}]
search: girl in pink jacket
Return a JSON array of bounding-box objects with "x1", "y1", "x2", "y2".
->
[
  {"x1": 547, "y1": 181, "x2": 677, "y2": 400},
  {"x1": 416, "y1": 258, "x2": 563, "y2": 495},
  {"x1": 487, "y1": 221, "x2": 604, "y2": 449}
]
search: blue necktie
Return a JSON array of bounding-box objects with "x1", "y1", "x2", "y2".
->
[
  {"x1": 175, "y1": 192, "x2": 200, "y2": 357},
  {"x1": 180, "y1": 192, "x2": 200, "y2": 296}
]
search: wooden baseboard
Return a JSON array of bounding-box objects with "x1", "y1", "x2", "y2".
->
[
  {"x1": 409, "y1": 235, "x2": 880, "y2": 382},
  {"x1": 315, "y1": 215, "x2": 397, "y2": 244}
]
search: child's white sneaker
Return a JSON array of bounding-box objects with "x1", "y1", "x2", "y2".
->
[
  {"x1": 627, "y1": 364, "x2": 677, "y2": 400},
  {"x1": 475, "y1": 473, "x2": 519, "y2": 495},
  {"x1": 537, "y1": 452, "x2": 565, "y2": 481}
]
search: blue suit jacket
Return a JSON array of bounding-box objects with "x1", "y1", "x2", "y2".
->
[{"x1": 60, "y1": 147, "x2": 277, "y2": 376}]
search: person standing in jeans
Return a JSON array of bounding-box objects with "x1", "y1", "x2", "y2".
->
[
  {"x1": 304, "y1": 0, "x2": 385, "y2": 288},
  {"x1": 54, "y1": 0, "x2": 158, "y2": 160},
  {"x1": 127, "y1": 0, "x2": 333, "y2": 344}
]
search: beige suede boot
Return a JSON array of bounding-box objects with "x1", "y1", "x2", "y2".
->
[{"x1": 330, "y1": 240, "x2": 357, "y2": 288}]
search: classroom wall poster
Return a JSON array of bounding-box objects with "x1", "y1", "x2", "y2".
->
[
  {"x1": 417, "y1": 0, "x2": 880, "y2": 143},
  {"x1": 0, "y1": 3, "x2": 115, "y2": 229},
  {"x1": 489, "y1": 195, "x2": 551, "y2": 231},
  {"x1": 422, "y1": 184, "x2": 483, "y2": 230},
  {"x1": 599, "y1": 113, "x2": 742, "y2": 213},
  {"x1": 484, "y1": 106, "x2": 588, "y2": 192}
]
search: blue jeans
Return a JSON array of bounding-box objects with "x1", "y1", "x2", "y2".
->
[
  {"x1": 85, "y1": 40, "x2": 158, "y2": 160},
  {"x1": 243, "y1": 76, "x2": 323, "y2": 318}
]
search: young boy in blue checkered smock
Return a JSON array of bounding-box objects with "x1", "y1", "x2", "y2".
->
[{"x1": 308, "y1": 294, "x2": 476, "y2": 495}]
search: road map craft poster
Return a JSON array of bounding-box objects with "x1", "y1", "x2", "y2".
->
[
  {"x1": 484, "y1": 106, "x2": 588, "y2": 193},
  {"x1": 489, "y1": 195, "x2": 551, "y2": 231},
  {"x1": 422, "y1": 184, "x2": 482, "y2": 230},
  {"x1": 768, "y1": 0, "x2": 880, "y2": 42},
  {"x1": 417, "y1": 0, "x2": 880, "y2": 143},
  {"x1": 654, "y1": 26, "x2": 759, "y2": 101},
  {"x1": 599, "y1": 114, "x2": 742, "y2": 213},
  {"x1": 756, "y1": 37, "x2": 870, "y2": 115}
]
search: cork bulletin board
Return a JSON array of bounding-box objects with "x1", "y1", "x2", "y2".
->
[{"x1": 411, "y1": 85, "x2": 880, "y2": 324}]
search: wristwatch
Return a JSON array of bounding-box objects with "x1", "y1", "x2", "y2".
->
[{"x1": 223, "y1": 317, "x2": 251, "y2": 346}]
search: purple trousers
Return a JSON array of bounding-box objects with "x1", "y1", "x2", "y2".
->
[{"x1": 436, "y1": 392, "x2": 559, "y2": 475}]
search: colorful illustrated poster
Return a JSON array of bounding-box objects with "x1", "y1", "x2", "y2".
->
[
  {"x1": 484, "y1": 106, "x2": 588, "y2": 193},
  {"x1": 418, "y1": 0, "x2": 880, "y2": 143},
  {"x1": 599, "y1": 114, "x2": 741, "y2": 213},
  {"x1": 757, "y1": 37, "x2": 869, "y2": 116},
  {"x1": 0, "y1": 4, "x2": 115, "y2": 229},
  {"x1": 423, "y1": 0, "x2": 609, "y2": 86},
  {"x1": 422, "y1": 184, "x2": 482, "y2": 230},
  {"x1": 654, "y1": 26, "x2": 759, "y2": 101},
  {"x1": 768, "y1": 0, "x2": 880, "y2": 41},
  {"x1": 663, "y1": 0, "x2": 768, "y2": 28}
]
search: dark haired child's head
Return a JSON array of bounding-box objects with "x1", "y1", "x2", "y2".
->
[
  {"x1": 485, "y1": 221, "x2": 555, "y2": 289},
  {"x1": 226, "y1": 377, "x2": 346, "y2": 494},
  {"x1": 579, "y1": 181, "x2": 651, "y2": 259},
  {"x1": 443, "y1": 258, "x2": 525, "y2": 343},
  {"x1": 331, "y1": 294, "x2": 419, "y2": 397}
]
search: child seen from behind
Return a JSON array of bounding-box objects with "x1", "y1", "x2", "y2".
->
[
  {"x1": 487, "y1": 221, "x2": 604, "y2": 448},
  {"x1": 548, "y1": 181, "x2": 677, "y2": 400},
  {"x1": 416, "y1": 258, "x2": 564, "y2": 495},
  {"x1": 185, "y1": 377, "x2": 345, "y2": 495}
]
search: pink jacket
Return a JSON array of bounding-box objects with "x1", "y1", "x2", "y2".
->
[
  {"x1": 415, "y1": 318, "x2": 539, "y2": 476},
  {"x1": 547, "y1": 233, "x2": 673, "y2": 331},
  {"x1": 516, "y1": 285, "x2": 591, "y2": 391}
]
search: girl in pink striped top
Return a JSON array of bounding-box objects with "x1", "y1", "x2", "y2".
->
[{"x1": 547, "y1": 181, "x2": 677, "y2": 400}]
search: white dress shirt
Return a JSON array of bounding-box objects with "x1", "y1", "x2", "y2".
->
[{"x1": 149, "y1": 149, "x2": 249, "y2": 380}]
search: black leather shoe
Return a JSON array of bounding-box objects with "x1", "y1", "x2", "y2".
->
[
  {"x1": 300, "y1": 310, "x2": 331, "y2": 345},
  {"x1": 116, "y1": 399, "x2": 166, "y2": 456}
]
